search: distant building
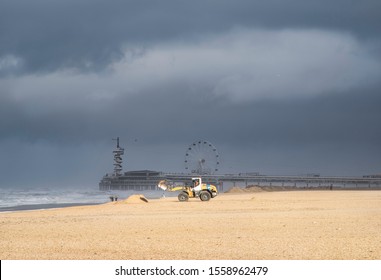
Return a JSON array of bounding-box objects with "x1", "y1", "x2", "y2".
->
[
  {"x1": 99, "y1": 170, "x2": 163, "y2": 191},
  {"x1": 363, "y1": 174, "x2": 381, "y2": 179}
]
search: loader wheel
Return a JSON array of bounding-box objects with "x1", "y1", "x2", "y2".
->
[
  {"x1": 199, "y1": 191, "x2": 211, "y2": 201},
  {"x1": 178, "y1": 192, "x2": 189, "y2": 202}
]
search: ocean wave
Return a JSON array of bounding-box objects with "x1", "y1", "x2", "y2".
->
[{"x1": 0, "y1": 187, "x2": 166, "y2": 208}]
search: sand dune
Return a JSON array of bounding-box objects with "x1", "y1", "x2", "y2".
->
[{"x1": 0, "y1": 191, "x2": 380, "y2": 260}]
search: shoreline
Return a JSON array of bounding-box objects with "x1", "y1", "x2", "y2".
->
[
  {"x1": 0, "y1": 202, "x2": 102, "y2": 213},
  {"x1": 1, "y1": 187, "x2": 381, "y2": 213}
]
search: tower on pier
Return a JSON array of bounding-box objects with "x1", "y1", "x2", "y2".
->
[{"x1": 112, "y1": 137, "x2": 124, "y2": 176}]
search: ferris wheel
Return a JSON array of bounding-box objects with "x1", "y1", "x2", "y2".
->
[{"x1": 184, "y1": 140, "x2": 220, "y2": 174}]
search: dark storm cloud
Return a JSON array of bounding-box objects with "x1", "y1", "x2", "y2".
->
[
  {"x1": 1, "y1": 0, "x2": 381, "y2": 187},
  {"x1": 1, "y1": 80, "x2": 380, "y2": 184},
  {"x1": 1, "y1": 0, "x2": 381, "y2": 74},
  {"x1": 2, "y1": 74, "x2": 380, "y2": 148},
  {"x1": 1, "y1": 27, "x2": 380, "y2": 147}
]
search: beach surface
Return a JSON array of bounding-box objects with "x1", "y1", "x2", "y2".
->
[{"x1": 1, "y1": 190, "x2": 380, "y2": 260}]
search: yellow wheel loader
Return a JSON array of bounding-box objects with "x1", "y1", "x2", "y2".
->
[{"x1": 158, "y1": 177, "x2": 218, "y2": 202}]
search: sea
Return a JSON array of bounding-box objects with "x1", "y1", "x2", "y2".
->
[{"x1": 0, "y1": 186, "x2": 169, "y2": 212}]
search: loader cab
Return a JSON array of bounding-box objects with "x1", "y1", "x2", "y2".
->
[
  {"x1": 192, "y1": 177, "x2": 202, "y2": 191},
  {"x1": 192, "y1": 177, "x2": 200, "y2": 186}
]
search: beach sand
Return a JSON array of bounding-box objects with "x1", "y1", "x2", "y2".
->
[{"x1": 0, "y1": 191, "x2": 380, "y2": 260}]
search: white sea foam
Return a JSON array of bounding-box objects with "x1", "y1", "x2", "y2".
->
[{"x1": 0, "y1": 187, "x2": 166, "y2": 208}]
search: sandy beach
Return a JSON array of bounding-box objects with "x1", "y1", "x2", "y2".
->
[{"x1": 0, "y1": 190, "x2": 380, "y2": 260}]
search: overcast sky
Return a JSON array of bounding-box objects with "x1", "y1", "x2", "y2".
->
[{"x1": 1, "y1": 0, "x2": 380, "y2": 188}]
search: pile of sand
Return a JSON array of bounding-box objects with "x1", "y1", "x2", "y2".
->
[
  {"x1": 225, "y1": 185, "x2": 264, "y2": 193},
  {"x1": 246, "y1": 185, "x2": 264, "y2": 192},
  {"x1": 118, "y1": 194, "x2": 149, "y2": 204},
  {"x1": 225, "y1": 186, "x2": 247, "y2": 193}
]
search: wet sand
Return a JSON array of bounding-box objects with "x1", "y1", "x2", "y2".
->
[{"x1": 0, "y1": 191, "x2": 380, "y2": 259}]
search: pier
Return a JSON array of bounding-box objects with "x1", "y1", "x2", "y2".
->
[
  {"x1": 163, "y1": 173, "x2": 381, "y2": 191},
  {"x1": 99, "y1": 138, "x2": 381, "y2": 191},
  {"x1": 100, "y1": 171, "x2": 381, "y2": 191}
]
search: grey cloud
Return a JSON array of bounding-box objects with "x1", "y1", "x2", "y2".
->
[
  {"x1": 1, "y1": 84, "x2": 380, "y2": 186},
  {"x1": 1, "y1": 0, "x2": 380, "y2": 74},
  {"x1": 2, "y1": 75, "x2": 380, "y2": 147},
  {"x1": 1, "y1": 27, "x2": 380, "y2": 147},
  {"x1": 2, "y1": 28, "x2": 379, "y2": 110}
]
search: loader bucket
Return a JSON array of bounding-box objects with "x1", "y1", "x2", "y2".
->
[{"x1": 157, "y1": 180, "x2": 168, "y2": 191}]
